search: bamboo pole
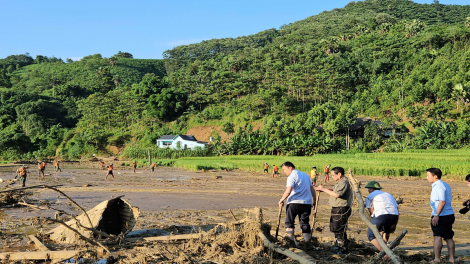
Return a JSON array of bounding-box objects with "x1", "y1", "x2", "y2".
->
[
  {"x1": 347, "y1": 169, "x2": 402, "y2": 264},
  {"x1": 310, "y1": 191, "x2": 321, "y2": 233}
]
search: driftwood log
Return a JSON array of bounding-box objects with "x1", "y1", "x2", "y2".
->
[
  {"x1": 375, "y1": 229, "x2": 408, "y2": 259},
  {"x1": 347, "y1": 169, "x2": 402, "y2": 264},
  {"x1": 0, "y1": 250, "x2": 79, "y2": 261},
  {"x1": 28, "y1": 235, "x2": 49, "y2": 251}
]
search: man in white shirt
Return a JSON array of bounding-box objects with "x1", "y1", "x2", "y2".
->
[
  {"x1": 279, "y1": 161, "x2": 316, "y2": 243},
  {"x1": 427, "y1": 168, "x2": 455, "y2": 263},
  {"x1": 365, "y1": 181, "x2": 399, "y2": 254}
]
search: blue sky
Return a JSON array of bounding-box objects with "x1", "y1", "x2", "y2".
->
[{"x1": 0, "y1": 0, "x2": 468, "y2": 60}]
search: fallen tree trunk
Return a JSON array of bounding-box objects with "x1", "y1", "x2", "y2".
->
[
  {"x1": 258, "y1": 231, "x2": 315, "y2": 264},
  {"x1": 375, "y1": 229, "x2": 408, "y2": 259},
  {"x1": 0, "y1": 250, "x2": 79, "y2": 261},
  {"x1": 347, "y1": 169, "x2": 402, "y2": 264}
]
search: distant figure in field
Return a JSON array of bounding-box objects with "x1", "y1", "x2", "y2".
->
[
  {"x1": 133, "y1": 161, "x2": 137, "y2": 173},
  {"x1": 54, "y1": 160, "x2": 62, "y2": 172},
  {"x1": 16, "y1": 165, "x2": 27, "y2": 187},
  {"x1": 272, "y1": 165, "x2": 280, "y2": 178},
  {"x1": 324, "y1": 164, "x2": 331, "y2": 183},
  {"x1": 151, "y1": 162, "x2": 156, "y2": 173},
  {"x1": 42, "y1": 161, "x2": 46, "y2": 171},
  {"x1": 106, "y1": 163, "x2": 114, "y2": 179},
  {"x1": 100, "y1": 161, "x2": 105, "y2": 170},
  {"x1": 310, "y1": 166, "x2": 318, "y2": 186},
  {"x1": 263, "y1": 163, "x2": 269, "y2": 173},
  {"x1": 38, "y1": 162, "x2": 45, "y2": 180}
]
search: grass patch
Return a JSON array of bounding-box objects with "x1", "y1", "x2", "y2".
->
[{"x1": 162, "y1": 150, "x2": 470, "y2": 178}]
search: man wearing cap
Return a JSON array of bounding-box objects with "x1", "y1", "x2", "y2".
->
[
  {"x1": 364, "y1": 181, "x2": 399, "y2": 254},
  {"x1": 316, "y1": 167, "x2": 352, "y2": 253},
  {"x1": 278, "y1": 161, "x2": 316, "y2": 244},
  {"x1": 427, "y1": 168, "x2": 455, "y2": 263}
]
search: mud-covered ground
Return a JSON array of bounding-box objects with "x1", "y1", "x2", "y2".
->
[{"x1": 1, "y1": 162, "x2": 470, "y2": 263}]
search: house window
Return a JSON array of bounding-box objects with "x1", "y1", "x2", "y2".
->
[
  {"x1": 184, "y1": 144, "x2": 187, "y2": 149},
  {"x1": 162, "y1": 141, "x2": 172, "y2": 146}
]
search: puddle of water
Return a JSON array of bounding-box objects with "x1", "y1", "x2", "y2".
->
[{"x1": 154, "y1": 176, "x2": 190, "y2": 181}]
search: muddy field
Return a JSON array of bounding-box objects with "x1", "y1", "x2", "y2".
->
[{"x1": 1, "y1": 162, "x2": 470, "y2": 263}]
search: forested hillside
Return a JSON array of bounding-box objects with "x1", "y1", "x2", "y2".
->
[{"x1": 1, "y1": 0, "x2": 470, "y2": 160}]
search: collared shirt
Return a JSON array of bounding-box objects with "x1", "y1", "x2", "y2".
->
[
  {"x1": 365, "y1": 190, "x2": 399, "y2": 217},
  {"x1": 430, "y1": 180, "x2": 454, "y2": 216},
  {"x1": 329, "y1": 177, "x2": 353, "y2": 207},
  {"x1": 286, "y1": 169, "x2": 313, "y2": 205}
]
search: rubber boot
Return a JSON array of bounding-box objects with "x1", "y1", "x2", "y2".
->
[
  {"x1": 303, "y1": 233, "x2": 311, "y2": 243},
  {"x1": 286, "y1": 228, "x2": 295, "y2": 241}
]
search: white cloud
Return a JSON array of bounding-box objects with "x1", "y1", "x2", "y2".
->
[{"x1": 167, "y1": 39, "x2": 204, "y2": 47}]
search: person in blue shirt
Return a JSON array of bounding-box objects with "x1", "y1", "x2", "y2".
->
[
  {"x1": 279, "y1": 161, "x2": 316, "y2": 244},
  {"x1": 426, "y1": 168, "x2": 455, "y2": 263}
]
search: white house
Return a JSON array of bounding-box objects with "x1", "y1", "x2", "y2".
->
[{"x1": 156, "y1": 135, "x2": 208, "y2": 150}]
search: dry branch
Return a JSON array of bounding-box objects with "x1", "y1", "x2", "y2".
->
[
  {"x1": 347, "y1": 169, "x2": 402, "y2": 264},
  {"x1": 375, "y1": 229, "x2": 408, "y2": 259},
  {"x1": 45, "y1": 218, "x2": 110, "y2": 253},
  {"x1": 229, "y1": 209, "x2": 237, "y2": 221},
  {"x1": 0, "y1": 184, "x2": 62, "y2": 194},
  {"x1": 43, "y1": 186, "x2": 93, "y2": 228},
  {"x1": 258, "y1": 231, "x2": 315, "y2": 264}
]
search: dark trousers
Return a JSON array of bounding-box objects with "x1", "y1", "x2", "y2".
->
[
  {"x1": 285, "y1": 203, "x2": 312, "y2": 233},
  {"x1": 330, "y1": 206, "x2": 351, "y2": 242}
]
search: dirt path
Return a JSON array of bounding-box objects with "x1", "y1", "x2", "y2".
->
[{"x1": 1, "y1": 164, "x2": 470, "y2": 261}]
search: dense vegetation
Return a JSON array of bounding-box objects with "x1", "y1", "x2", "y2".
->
[{"x1": 1, "y1": 0, "x2": 470, "y2": 160}]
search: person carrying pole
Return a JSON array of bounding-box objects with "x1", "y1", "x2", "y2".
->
[
  {"x1": 133, "y1": 160, "x2": 137, "y2": 173},
  {"x1": 264, "y1": 163, "x2": 269, "y2": 174},
  {"x1": 364, "y1": 181, "x2": 399, "y2": 258},
  {"x1": 54, "y1": 160, "x2": 62, "y2": 172},
  {"x1": 105, "y1": 163, "x2": 114, "y2": 179},
  {"x1": 324, "y1": 164, "x2": 331, "y2": 183},
  {"x1": 278, "y1": 161, "x2": 316, "y2": 244},
  {"x1": 316, "y1": 167, "x2": 353, "y2": 254},
  {"x1": 151, "y1": 162, "x2": 156, "y2": 173},
  {"x1": 311, "y1": 166, "x2": 318, "y2": 187},
  {"x1": 272, "y1": 165, "x2": 280, "y2": 178},
  {"x1": 38, "y1": 162, "x2": 45, "y2": 180}
]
